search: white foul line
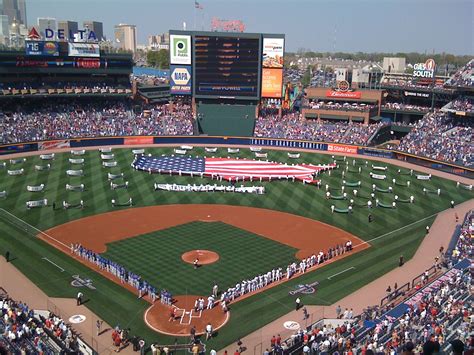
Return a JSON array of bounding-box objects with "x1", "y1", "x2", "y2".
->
[
  {"x1": 328, "y1": 267, "x2": 355, "y2": 280},
  {"x1": 353, "y1": 212, "x2": 438, "y2": 248},
  {"x1": 0, "y1": 208, "x2": 70, "y2": 249},
  {"x1": 41, "y1": 257, "x2": 65, "y2": 272}
]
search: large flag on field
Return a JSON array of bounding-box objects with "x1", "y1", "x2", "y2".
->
[{"x1": 132, "y1": 155, "x2": 335, "y2": 184}]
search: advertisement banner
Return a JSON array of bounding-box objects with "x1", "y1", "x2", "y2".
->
[
  {"x1": 262, "y1": 38, "x2": 284, "y2": 68},
  {"x1": 124, "y1": 137, "x2": 154, "y2": 145},
  {"x1": 404, "y1": 91, "x2": 430, "y2": 98},
  {"x1": 68, "y1": 43, "x2": 100, "y2": 57},
  {"x1": 170, "y1": 65, "x2": 192, "y2": 95},
  {"x1": 38, "y1": 140, "x2": 70, "y2": 150},
  {"x1": 25, "y1": 41, "x2": 59, "y2": 56},
  {"x1": 262, "y1": 68, "x2": 283, "y2": 98},
  {"x1": 358, "y1": 147, "x2": 394, "y2": 159},
  {"x1": 327, "y1": 144, "x2": 358, "y2": 154},
  {"x1": 0, "y1": 143, "x2": 38, "y2": 155},
  {"x1": 170, "y1": 35, "x2": 191, "y2": 65},
  {"x1": 413, "y1": 59, "x2": 435, "y2": 78},
  {"x1": 326, "y1": 90, "x2": 362, "y2": 99}
]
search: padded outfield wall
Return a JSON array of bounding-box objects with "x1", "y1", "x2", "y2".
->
[{"x1": 0, "y1": 136, "x2": 472, "y2": 178}]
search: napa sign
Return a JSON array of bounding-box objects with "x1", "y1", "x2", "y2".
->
[{"x1": 413, "y1": 59, "x2": 436, "y2": 78}]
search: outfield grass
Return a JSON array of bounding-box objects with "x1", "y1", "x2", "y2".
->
[{"x1": 0, "y1": 146, "x2": 472, "y2": 349}]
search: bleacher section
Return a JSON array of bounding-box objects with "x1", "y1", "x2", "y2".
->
[{"x1": 275, "y1": 208, "x2": 473, "y2": 355}]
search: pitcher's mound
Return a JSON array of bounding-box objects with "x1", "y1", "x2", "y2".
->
[{"x1": 181, "y1": 250, "x2": 220, "y2": 265}]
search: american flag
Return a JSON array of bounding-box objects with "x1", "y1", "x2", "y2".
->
[
  {"x1": 194, "y1": 0, "x2": 203, "y2": 9},
  {"x1": 132, "y1": 155, "x2": 334, "y2": 184}
]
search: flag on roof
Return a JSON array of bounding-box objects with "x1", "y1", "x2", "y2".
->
[
  {"x1": 195, "y1": 0, "x2": 203, "y2": 9},
  {"x1": 132, "y1": 155, "x2": 334, "y2": 184}
]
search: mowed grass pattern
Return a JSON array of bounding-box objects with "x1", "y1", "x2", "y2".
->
[
  {"x1": 102, "y1": 221, "x2": 298, "y2": 296},
  {"x1": 0, "y1": 147, "x2": 470, "y2": 240},
  {"x1": 0, "y1": 146, "x2": 472, "y2": 349}
]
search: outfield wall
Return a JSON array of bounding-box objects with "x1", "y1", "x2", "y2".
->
[{"x1": 0, "y1": 136, "x2": 472, "y2": 178}]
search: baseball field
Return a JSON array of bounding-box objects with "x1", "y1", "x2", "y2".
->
[{"x1": 0, "y1": 145, "x2": 471, "y2": 350}]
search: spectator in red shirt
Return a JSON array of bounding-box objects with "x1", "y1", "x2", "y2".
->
[{"x1": 270, "y1": 335, "x2": 276, "y2": 348}]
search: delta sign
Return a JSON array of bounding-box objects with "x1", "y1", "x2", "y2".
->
[
  {"x1": 413, "y1": 59, "x2": 436, "y2": 78},
  {"x1": 28, "y1": 27, "x2": 98, "y2": 42}
]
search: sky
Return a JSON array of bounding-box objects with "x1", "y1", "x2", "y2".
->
[{"x1": 27, "y1": 0, "x2": 473, "y2": 55}]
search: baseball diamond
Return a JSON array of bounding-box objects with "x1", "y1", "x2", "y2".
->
[
  {"x1": 0, "y1": 144, "x2": 472, "y2": 352},
  {"x1": 0, "y1": 13, "x2": 472, "y2": 354}
]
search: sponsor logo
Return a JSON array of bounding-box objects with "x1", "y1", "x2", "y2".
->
[
  {"x1": 283, "y1": 321, "x2": 301, "y2": 330},
  {"x1": 170, "y1": 65, "x2": 192, "y2": 95},
  {"x1": 289, "y1": 281, "x2": 319, "y2": 295},
  {"x1": 25, "y1": 41, "x2": 59, "y2": 57},
  {"x1": 124, "y1": 137, "x2": 154, "y2": 145},
  {"x1": 172, "y1": 67, "x2": 190, "y2": 85},
  {"x1": 327, "y1": 144, "x2": 358, "y2": 154},
  {"x1": 170, "y1": 35, "x2": 191, "y2": 65},
  {"x1": 71, "y1": 275, "x2": 96, "y2": 290},
  {"x1": 337, "y1": 80, "x2": 350, "y2": 92},
  {"x1": 68, "y1": 315, "x2": 86, "y2": 324},
  {"x1": 413, "y1": 59, "x2": 435, "y2": 78},
  {"x1": 38, "y1": 140, "x2": 70, "y2": 150},
  {"x1": 29, "y1": 26, "x2": 97, "y2": 41},
  {"x1": 325, "y1": 90, "x2": 361, "y2": 99},
  {"x1": 262, "y1": 38, "x2": 284, "y2": 68},
  {"x1": 68, "y1": 43, "x2": 100, "y2": 58},
  {"x1": 262, "y1": 68, "x2": 283, "y2": 98},
  {"x1": 404, "y1": 91, "x2": 430, "y2": 98}
]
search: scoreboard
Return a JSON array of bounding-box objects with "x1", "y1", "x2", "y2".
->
[{"x1": 194, "y1": 35, "x2": 260, "y2": 97}]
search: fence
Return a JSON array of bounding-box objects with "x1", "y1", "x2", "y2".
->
[
  {"x1": 380, "y1": 281, "x2": 410, "y2": 307},
  {"x1": 411, "y1": 264, "x2": 438, "y2": 288}
]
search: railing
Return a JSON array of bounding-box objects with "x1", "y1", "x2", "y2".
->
[
  {"x1": 380, "y1": 282, "x2": 410, "y2": 307},
  {"x1": 411, "y1": 264, "x2": 438, "y2": 288}
]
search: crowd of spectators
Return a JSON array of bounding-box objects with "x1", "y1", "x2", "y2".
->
[
  {"x1": 273, "y1": 209, "x2": 473, "y2": 355},
  {"x1": 380, "y1": 78, "x2": 447, "y2": 92},
  {"x1": 255, "y1": 112, "x2": 382, "y2": 146},
  {"x1": 396, "y1": 111, "x2": 473, "y2": 167},
  {"x1": 0, "y1": 294, "x2": 81, "y2": 354},
  {"x1": 0, "y1": 80, "x2": 131, "y2": 96},
  {"x1": 449, "y1": 210, "x2": 473, "y2": 266},
  {"x1": 0, "y1": 99, "x2": 194, "y2": 143},
  {"x1": 381, "y1": 103, "x2": 431, "y2": 112},
  {"x1": 449, "y1": 97, "x2": 474, "y2": 114},
  {"x1": 131, "y1": 74, "x2": 168, "y2": 86},
  {"x1": 444, "y1": 60, "x2": 474, "y2": 88}
]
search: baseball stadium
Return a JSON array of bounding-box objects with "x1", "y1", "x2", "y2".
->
[{"x1": 0, "y1": 2, "x2": 473, "y2": 355}]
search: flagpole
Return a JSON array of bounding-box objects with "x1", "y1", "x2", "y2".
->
[{"x1": 194, "y1": 1, "x2": 196, "y2": 30}]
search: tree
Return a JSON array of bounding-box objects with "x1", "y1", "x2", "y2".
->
[
  {"x1": 146, "y1": 49, "x2": 170, "y2": 68},
  {"x1": 156, "y1": 49, "x2": 170, "y2": 69}
]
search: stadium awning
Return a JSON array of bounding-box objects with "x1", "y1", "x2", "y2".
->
[
  {"x1": 320, "y1": 115, "x2": 349, "y2": 120},
  {"x1": 370, "y1": 116, "x2": 383, "y2": 122},
  {"x1": 307, "y1": 96, "x2": 378, "y2": 103},
  {"x1": 351, "y1": 117, "x2": 364, "y2": 122}
]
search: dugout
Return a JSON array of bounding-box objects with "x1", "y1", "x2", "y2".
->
[{"x1": 195, "y1": 99, "x2": 257, "y2": 136}]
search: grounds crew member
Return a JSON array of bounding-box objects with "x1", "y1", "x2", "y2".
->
[{"x1": 77, "y1": 292, "x2": 83, "y2": 306}]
